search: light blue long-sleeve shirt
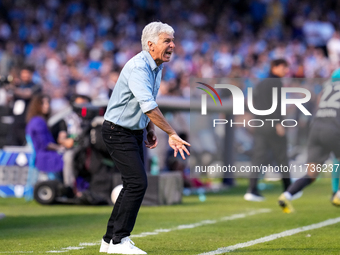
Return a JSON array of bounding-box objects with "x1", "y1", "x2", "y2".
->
[{"x1": 104, "y1": 51, "x2": 163, "y2": 130}]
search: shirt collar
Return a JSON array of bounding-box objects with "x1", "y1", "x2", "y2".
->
[{"x1": 142, "y1": 51, "x2": 163, "y2": 72}]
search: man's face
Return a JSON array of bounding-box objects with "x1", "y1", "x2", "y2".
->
[
  {"x1": 20, "y1": 69, "x2": 32, "y2": 83},
  {"x1": 272, "y1": 64, "x2": 289, "y2": 78},
  {"x1": 149, "y1": 33, "x2": 175, "y2": 65},
  {"x1": 74, "y1": 96, "x2": 89, "y2": 104}
]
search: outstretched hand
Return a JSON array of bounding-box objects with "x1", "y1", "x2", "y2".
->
[
  {"x1": 144, "y1": 130, "x2": 158, "y2": 149},
  {"x1": 168, "y1": 134, "x2": 191, "y2": 160}
]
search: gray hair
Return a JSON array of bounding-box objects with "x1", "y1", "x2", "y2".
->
[{"x1": 141, "y1": 22, "x2": 174, "y2": 51}]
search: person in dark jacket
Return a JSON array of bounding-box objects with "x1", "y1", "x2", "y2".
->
[
  {"x1": 10, "y1": 66, "x2": 41, "y2": 145},
  {"x1": 244, "y1": 59, "x2": 292, "y2": 201}
]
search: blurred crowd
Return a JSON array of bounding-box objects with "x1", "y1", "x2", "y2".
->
[{"x1": 0, "y1": 0, "x2": 339, "y2": 110}]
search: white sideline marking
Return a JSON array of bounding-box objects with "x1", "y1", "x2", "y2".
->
[
  {"x1": 46, "y1": 245, "x2": 91, "y2": 253},
  {"x1": 198, "y1": 216, "x2": 340, "y2": 255},
  {"x1": 62, "y1": 246, "x2": 84, "y2": 250},
  {"x1": 0, "y1": 252, "x2": 33, "y2": 254},
  {"x1": 2, "y1": 209, "x2": 270, "y2": 254},
  {"x1": 131, "y1": 208, "x2": 271, "y2": 238},
  {"x1": 79, "y1": 242, "x2": 99, "y2": 246}
]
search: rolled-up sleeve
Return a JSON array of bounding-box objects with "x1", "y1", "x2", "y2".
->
[{"x1": 128, "y1": 67, "x2": 158, "y2": 113}]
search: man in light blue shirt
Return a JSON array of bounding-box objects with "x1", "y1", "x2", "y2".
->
[
  {"x1": 100, "y1": 22, "x2": 190, "y2": 255},
  {"x1": 104, "y1": 50, "x2": 163, "y2": 130}
]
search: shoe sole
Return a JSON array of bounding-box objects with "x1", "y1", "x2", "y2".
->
[
  {"x1": 100, "y1": 246, "x2": 109, "y2": 253},
  {"x1": 107, "y1": 241, "x2": 147, "y2": 254},
  {"x1": 108, "y1": 250, "x2": 146, "y2": 254},
  {"x1": 99, "y1": 239, "x2": 110, "y2": 253},
  {"x1": 244, "y1": 193, "x2": 265, "y2": 202}
]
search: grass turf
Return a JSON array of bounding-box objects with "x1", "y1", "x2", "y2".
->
[{"x1": 0, "y1": 178, "x2": 339, "y2": 254}]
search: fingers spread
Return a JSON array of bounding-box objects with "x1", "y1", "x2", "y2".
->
[
  {"x1": 179, "y1": 149, "x2": 185, "y2": 160},
  {"x1": 183, "y1": 146, "x2": 190, "y2": 156},
  {"x1": 182, "y1": 140, "x2": 191, "y2": 146}
]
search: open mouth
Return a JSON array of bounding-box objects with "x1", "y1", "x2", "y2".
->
[{"x1": 165, "y1": 51, "x2": 172, "y2": 57}]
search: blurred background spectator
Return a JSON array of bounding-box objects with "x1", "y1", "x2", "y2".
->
[
  {"x1": 0, "y1": 0, "x2": 338, "y2": 106},
  {"x1": 9, "y1": 65, "x2": 41, "y2": 145}
]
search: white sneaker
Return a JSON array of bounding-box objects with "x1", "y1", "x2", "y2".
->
[
  {"x1": 244, "y1": 193, "x2": 265, "y2": 202},
  {"x1": 99, "y1": 239, "x2": 110, "y2": 253},
  {"x1": 108, "y1": 237, "x2": 147, "y2": 254}
]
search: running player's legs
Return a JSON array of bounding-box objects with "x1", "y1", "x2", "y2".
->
[
  {"x1": 269, "y1": 135, "x2": 290, "y2": 191},
  {"x1": 248, "y1": 133, "x2": 270, "y2": 194},
  {"x1": 329, "y1": 127, "x2": 340, "y2": 194},
  {"x1": 332, "y1": 158, "x2": 340, "y2": 193},
  {"x1": 287, "y1": 125, "x2": 330, "y2": 195},
  {"x1": 331, "y1": 157, "x2": 340, "y2": 206},
  {"x1": 278, "y1": 124, "x2": 331, "y2": 213}
]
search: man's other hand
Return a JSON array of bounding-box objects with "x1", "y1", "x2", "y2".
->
[{"x1": 144, "y1": 130, "x2": 158, "y2": 149}]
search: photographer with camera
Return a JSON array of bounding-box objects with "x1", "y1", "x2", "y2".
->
[{"x1": 50, "y1": 94, "x2": 91, "y2": 194}]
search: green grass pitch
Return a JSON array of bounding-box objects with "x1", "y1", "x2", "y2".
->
[{"x1": 1, "y1": 178, "x2": 340, "y2": 254}]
